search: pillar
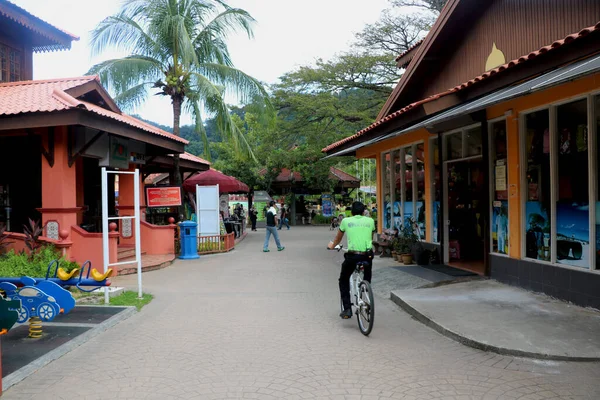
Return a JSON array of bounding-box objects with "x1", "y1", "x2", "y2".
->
[
  {"x1": 376, "y1": 156, "x2": 382, "y2": 233},
  {"x1": 506, "y1": 113, "x2": 521, "y2": 259},
  {"x1": 39, "y1": 126, "x2": 79, "y2": 255},
  {"x1": 116, "y1": 165, "x2": 145, "y2": 246}
]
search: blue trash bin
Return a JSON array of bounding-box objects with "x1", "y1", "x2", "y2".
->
[{"x1": 179, "y1": 221, "x2": 200, "y2": 259}]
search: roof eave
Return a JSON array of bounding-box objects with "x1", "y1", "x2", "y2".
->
[{"x1": 0, "y1": 0, "x2": 79, "y2": 53}]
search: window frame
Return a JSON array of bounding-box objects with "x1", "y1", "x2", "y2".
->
[
  {"x1": 0, "y1": 41, "x2": 22, "y2": 83},
  {"x1": 380, "y1": 140, "x2": 424, "y2": 236},
  {"x1": 488, "y1": 116, "x2": 510, "y2": 257},
  {"x1": 519, "y1": 93, "x2": 600, "y2": 273}
]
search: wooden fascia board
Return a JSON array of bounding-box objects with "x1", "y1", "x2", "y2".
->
[
  {"x1": 0, "y1": 109, "x2": 185, "y2": 153},
  {"x1": 326, "y1": 106, "x2": 427, "y2": 156},
  {"x1": 422, "y1": 93, "x2": 461, "y2": 115},
  {"x1": 65, "y1": 81, "x2": 121, "y2": 113},
  {"x1": 377, "y1": 0, "x2": 462, "y2": 120}
]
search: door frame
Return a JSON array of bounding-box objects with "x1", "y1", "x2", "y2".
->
[{"x1": 442, "y1": 155, "x2": 484, "y2": 264}]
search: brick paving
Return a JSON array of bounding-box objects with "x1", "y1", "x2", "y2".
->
[{"x1": 5, "y1": 227, "x2": 600, "y2": 399}]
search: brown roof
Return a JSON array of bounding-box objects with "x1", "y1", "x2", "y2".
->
[
  {"x1": 329, "y1": 167, "x2": 360, "y2": 182},
  {"x1": 0, "y1": 0, "x2": 79, "y2": 52},
  {"x1": 323, "y1": 21, "x2": 600, "y2": 154},
  {"x1": 0, "y1": 76, "x2": 188, "y2": 144},
  {"x1": 179, "y1": 152, "x2": 211, "y2": 165},
  {"x1": 395, "y1": 38, "x2": 425, "y2": 68},
  {"x1": 262, "y1": 167, "x2": 359, "y2": 183}
]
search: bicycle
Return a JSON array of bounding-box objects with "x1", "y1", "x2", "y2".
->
[{"x1": 333, "y1": 244, "x2": 375, "y2": 336}]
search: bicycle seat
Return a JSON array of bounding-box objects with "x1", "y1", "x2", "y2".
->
[{"x1": 355, "y1": 261, "x2": 369, "y2": 271}]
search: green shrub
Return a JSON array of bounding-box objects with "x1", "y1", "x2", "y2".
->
[
  {"x1": 0, "y1": 245, "x2": 79, "y2": 278},
  {"x1": 198, "y1": 239, "x2": 222, "y2": 253},
  {"x1": 311, "y1": 214, "x2": 333, "y2": 225}
]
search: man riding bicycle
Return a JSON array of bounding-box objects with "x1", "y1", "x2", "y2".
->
[{"x1": 328, "y1": 201, "x2": 375, "y2": 319}]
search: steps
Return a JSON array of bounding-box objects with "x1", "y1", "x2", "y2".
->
[{"x1": 116, "y1": 246, "x2": 174, "y2": 276}]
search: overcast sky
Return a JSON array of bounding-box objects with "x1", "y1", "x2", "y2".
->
[{"x1": 16, "y1": 0, "x2": 389, "y2": 126}]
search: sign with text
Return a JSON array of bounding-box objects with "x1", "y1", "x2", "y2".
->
[{"x1": 146, "y1": 187, "x2": 182, "y2": 208}]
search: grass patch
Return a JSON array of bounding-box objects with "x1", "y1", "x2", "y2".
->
[{"x1": 109, "y1": 291, "x2": 153, "y2": 311}]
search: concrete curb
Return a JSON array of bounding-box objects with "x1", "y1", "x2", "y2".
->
[
  {"x1": 3, "y1": 306, "x2": 137, "y2": 390},
  {"x1": 390, "y1": 291, "x2": 600, "y2": 362}
]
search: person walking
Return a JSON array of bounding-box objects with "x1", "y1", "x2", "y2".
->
[
  {"x1": 264, "y1": 201, "x2": 285, "y2": 252},
  {"x1": 278, "y1": 204, "x2": 290, "y2": 230},
  {"x1": 249, "y1": 205, "x2": 258, "y2": 231}
]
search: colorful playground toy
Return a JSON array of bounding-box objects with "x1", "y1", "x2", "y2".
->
[
  {"x1": 0, "y1": 297, "x2": 21, "y2": 334},
  {"x1": 0, "y1": 259, "x2": 111, "y2": 337},
  {"x1": 0, "y1": 281, "x2": 61, "y2": 323}
]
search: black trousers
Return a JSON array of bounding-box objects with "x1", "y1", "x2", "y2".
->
[
  {"x1": 251, "y1": 219, "x2": 256, "y2": 230},
  {"x1": 339, "y1": 252, "x2": 373, "y2": 310}
]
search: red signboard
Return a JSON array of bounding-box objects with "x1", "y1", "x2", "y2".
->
[{"x1": 146, "y1": 187, "x2": 182, "y2": 207}]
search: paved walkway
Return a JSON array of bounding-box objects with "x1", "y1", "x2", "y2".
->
[
  {"x1": 392, "y1": 280, "x2": 600, "y2": 360},
  {"x1": 5, "y1": 227, "x2": 600, "y2": 399}
]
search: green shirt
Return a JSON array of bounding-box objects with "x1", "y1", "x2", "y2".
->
[{"x1": 340, "y1": 215, "x2": 375, "y2": 252}]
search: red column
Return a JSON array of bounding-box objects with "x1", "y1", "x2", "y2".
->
[{"x1": 38, "y1": 126, "x2": 79, "y2": 260}]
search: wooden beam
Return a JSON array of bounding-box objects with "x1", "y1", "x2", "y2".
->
[
  {"x1": 68, "y1": 129, "x2": 104, "y2": 167},
  {"x1": 28, "y1": 127, "x2": 54, "y2": 167},
  {"x1": 0, "y1": 109, "x2": 185, "y2": 153}
]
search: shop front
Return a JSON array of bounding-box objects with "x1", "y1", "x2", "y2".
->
[{"x1": 323, "y1": 0, "x2": 600, "y2": 307}]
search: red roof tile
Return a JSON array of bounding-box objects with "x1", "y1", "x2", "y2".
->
[
  {"x1": 323, "y1": 22, "x2": 600, "y2": 154},
  {"x1": 0, "y1": 76, "x2": 188, "y2": 145},
  {"x1": 180, "y1": 152, "x2": 211, "y2": 165},
  {"x1": 395, "y1": 38, "x2": 425, "y2": 66},
  {"x1": 329, "y1": 167, "x2": 360, "y2": 182},
  {"x1": 0, "y1": 0, "x2": 79, "y2": 52}
]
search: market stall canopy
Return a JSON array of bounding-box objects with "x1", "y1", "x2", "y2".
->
[{"x1": 182, "y1": 169, "x2": 249, "y2": 194}]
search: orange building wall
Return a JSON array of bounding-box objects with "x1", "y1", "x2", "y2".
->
[{"x1": 353, "y1": 72, "x2": 600, "y2": 253}]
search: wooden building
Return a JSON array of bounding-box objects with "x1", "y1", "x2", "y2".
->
[
  {"x1": 0, "y1": 1, "x2": 209, "y2": 273},
  {"x1": 323, "y1": 0, "x2": 600, "y2": 308}
]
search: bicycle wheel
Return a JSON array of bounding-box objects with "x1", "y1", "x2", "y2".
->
[{"x1": 357, "y1": 281, "x2": 374, "y2": 336}]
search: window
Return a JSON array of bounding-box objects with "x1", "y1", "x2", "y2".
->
[
  {"x1": 431, "y1": 138, "x2": 441, "y2": 243},
  {"x1": 0, "y1": 44, "x2": 21, "y2": 83},
  {"x1": 490, "y1": 120, "x2": 509, "y2": 254},
  {"x1": 446, "y1": 132, "x2": 462, "y2": 160},
  {"x1": 382, "y1": 152, "x2": 392, "y2": 230},
  {"x1": 465, "y1": 127, "x2": 483, "y2": 157},
  {"x1": 522, "y1": 101, "x2": 592, "y2": 269},
  {"x1": 524, "y1": 109, "x2": 551, "y2": 262},
  {"x1": 416, "y1": 143, "x2": 426, "y2": 239},
  {"x1": 556, "y1": 99, "x2": 588, "y2": 267},
  {"x1": 383, "y1": 143, "x2": 426, "y2": 237},
  {"x1": 393, "y1": 149, "x2": 402, "y2": 230},
  {"x1": 404, "y1": 146, "x2": 414, "y2": 228}
]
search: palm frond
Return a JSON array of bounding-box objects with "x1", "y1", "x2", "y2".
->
[
  {"x1": 193, "y1": 72, "x2": 254, "y2": 159},
  {"x1": 90, "y1": 12, "x2": 163, "y2": 60},
  {"x1": 197, "y1": 8, "x2": 256, "y2": 41},
  {"x1": 112, "y1": 82, "x2": 152, "y2": 111},
  {"x1": 198, "y1": 63, "x2": 272, "y2": 110},
  {"x1": 87, "y1": 56, "x2": 162, "y2": 97}
]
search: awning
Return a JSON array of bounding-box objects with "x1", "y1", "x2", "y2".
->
[
  {"x1": 182, "y1": 169, "x2": 249, "y2": 194},
  {"x1": 324, "y1": 52, "x2": 600, "y2": 159}
]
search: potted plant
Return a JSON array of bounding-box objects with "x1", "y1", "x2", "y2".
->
[
  {"x1": 410, "y1": 219, "x2": 431, "y2": 266},
  {"x1": 397, "y1": 220, "x2": 418, "y2": 264}
]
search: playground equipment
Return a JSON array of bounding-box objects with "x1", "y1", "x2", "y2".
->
[
  {"x1": 0, "y1": 260, "x2": 112, "y2": 338},
  {"x1": 0, "y1": 260, "x2": 113, "y2": 290},
  {"x1": 0, "y1": 296, "x2": 21, "y2": 334}
]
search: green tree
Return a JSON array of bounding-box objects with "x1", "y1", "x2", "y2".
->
[
  {"x1": 87, "y1": 0, "x2": 271, "y2": 194},
  {"x1": 391, "y1": 0, "x2": 447, "y2": 14}
]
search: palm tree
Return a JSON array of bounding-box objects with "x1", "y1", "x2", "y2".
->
[{"x1": 88, "y1": 0, "x2": 270, "y2": 190}]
